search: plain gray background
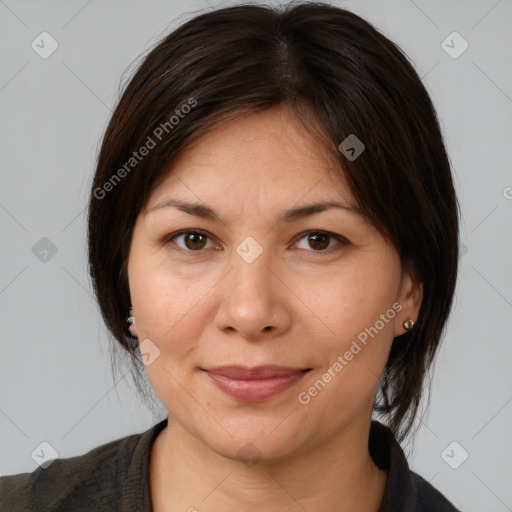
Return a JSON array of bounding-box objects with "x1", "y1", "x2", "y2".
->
[{"x1": 1, "y1": 0, "x2": 511, "y2": 510}]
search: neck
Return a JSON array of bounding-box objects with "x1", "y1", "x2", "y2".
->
[{"x1": 149, "y1": 413, "x2": 387, "y2": 512}]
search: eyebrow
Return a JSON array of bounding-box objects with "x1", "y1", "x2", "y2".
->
[{"x1": 145, "y1": 198, "x2": 363, "y2": 223}]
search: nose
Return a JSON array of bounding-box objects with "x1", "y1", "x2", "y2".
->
[{"x1": 214, "y1": 248, "x2": 292, "y2": 341}]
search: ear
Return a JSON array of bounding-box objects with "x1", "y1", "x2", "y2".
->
[
  {"x1": 394, "y1": 270, "x2": 423, "y2": 337},
  {"x1": 128, "y1": 323, "x2": 139, "y2": 338}
]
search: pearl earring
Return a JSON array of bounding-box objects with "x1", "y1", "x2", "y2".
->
[
  {"x1": 403, "y1": 319, "x2": 414, "y2": 330},
  {"x1": 127, "y1": 308, "x2": 135, "y2": 325}
]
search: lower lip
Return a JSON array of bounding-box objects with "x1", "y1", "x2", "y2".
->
[{"x1": 204, "y1": 371, "x2": 308, "y2": 402}]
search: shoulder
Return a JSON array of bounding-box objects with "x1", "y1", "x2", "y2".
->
[
  {"x1": 0, "y1": 434, "x2": 135, "y2": 511},
  {"x1": 0, "y1": 461, "x2": 97, "y2": 512},
  {"x1": 0, "y1": 420, "x2": 166, "y2": 512},
  {"x1": 411, "y1": 471, "x2": 461, "y2": 512},
  {"x1": 369, "y1": 420, "x2": 462, "y2": 512}
]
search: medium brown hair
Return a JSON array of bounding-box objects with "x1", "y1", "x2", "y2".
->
[{"x1": 87, "y1": 1, "x2": 460, "y2": 442}]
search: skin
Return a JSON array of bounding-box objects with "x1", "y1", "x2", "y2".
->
[{"x1": 127, "y1": 105, "x2": 422, "y2": 512}]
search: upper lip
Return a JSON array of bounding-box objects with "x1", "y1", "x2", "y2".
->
[{"x1": 203, "y1": 365, "x2": 311, "y2": 380}]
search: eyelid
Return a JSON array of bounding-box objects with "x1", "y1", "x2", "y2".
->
[
  {"x1": 291, "y1": 230, "x2": 349, "y2": 253},
  {"x1": 162, "y1": 229, "x2": 218, "y2": 250},
  {"x1": 162, "y1": 229, "x2": 350, "y2": 253}
]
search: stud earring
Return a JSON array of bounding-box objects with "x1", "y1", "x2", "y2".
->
[
  {"x1": 127, "y1": 308, "x2": 135, "y2": 325},
  {"x1": 403, "y1": 319, "x2": 414, "y2": 331}
]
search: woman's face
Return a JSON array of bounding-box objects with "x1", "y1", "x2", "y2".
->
[{"x1": 127, "y1": 106, "x2": 421, "y2": 462}]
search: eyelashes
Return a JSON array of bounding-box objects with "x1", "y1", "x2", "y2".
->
[
  {"x1": 162, "y1": 229, "x2": 350, "y2": 255},
  {"x1": 164, "y1": 230, "x2": 217, "y2": 252},
  {"x1": 294, "y1": 231, "x2": 347, "y2": 252}
]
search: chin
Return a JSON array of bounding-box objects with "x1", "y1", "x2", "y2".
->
[
  {"x1": 214, "y1": 435, "x2": 300, "y2": 467},
  {"x1": 196, "y1": 414, "x2": 307, "y2": 466}
]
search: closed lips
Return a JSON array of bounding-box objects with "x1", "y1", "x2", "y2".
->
[
  {"x1": 203, "y1": 366, "x2": 312, "y2": 379},
  {"x1": 202, "y1": 365, "x2": 312, "y2": 402}
]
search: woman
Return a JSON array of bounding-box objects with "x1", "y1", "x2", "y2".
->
[{"x1": 0, "y1": 2, "x2": 461, "y2": 510}]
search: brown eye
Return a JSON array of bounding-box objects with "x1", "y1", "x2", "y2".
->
[
  {"x1": 294, "y1": 231, "x2": 348, "y2": 253},
  {"x1": 307, "y1": 233, "x2": 330, "y2": 250},
  {"x1": 166, "y1": 230, "x2": 215, "y2": 251},
  {"x1": 184, "y1": 232, "x2": 207, "y2": 250}
]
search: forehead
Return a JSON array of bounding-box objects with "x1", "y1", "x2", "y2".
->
[{"x1": 147, "y1": 107, "x2": 355, "y2": 208}]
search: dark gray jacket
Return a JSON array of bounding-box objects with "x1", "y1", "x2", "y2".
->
[{"x1": 0, "y1": 419, "x2": 461, "y2": 511}]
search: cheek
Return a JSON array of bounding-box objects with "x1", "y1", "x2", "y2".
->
[
  {"x1": 295, "y1": 257, "x2": 400, "y2": 403},
  {"x1": 128, "y1": 255, "x2": 223, "y2": 370},
  {"x1": 295, "y1": 273, "x2": 398, "y2": 421},
  {"x1": 300, "y1": 261, "x2": 398, "y2": 342},
  {"x1": 129, "y1": 272, "x2": 222, "y2": 422},
  {"x1": 129, "y1": 269, "x2": 209, "y2": 399}
]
